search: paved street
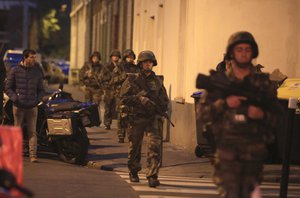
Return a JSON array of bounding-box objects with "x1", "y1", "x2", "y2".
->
[
  {"x1": 22, "y1": 84, "x2": 300, "y2": 197},
  {"x1": 23, "y1": 157, "x2": 138, "y2": 198}
]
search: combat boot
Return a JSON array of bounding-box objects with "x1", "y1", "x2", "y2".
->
[
  {"x1": 118, "y1": 138, "x2": 124, "y2": 143},
  {"x1": 148, "y1": 177, "x2": 160, "y2": 187},
  {"x1": 129, "y1": 172, "x2": 139, "y2": 182}
]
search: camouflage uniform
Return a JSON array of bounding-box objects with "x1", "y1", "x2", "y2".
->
[
  {"x1": 117, "y1": 49, "x2": 140, "y2": 141},
  {"x1": 103, "y1": 50, "x2": 122, "y2": 129},
  {"x1": 109, "y1": 62, "x2": 127, "y2": 140},
  {"x1": 79, "y1": 52, "x2": 111, "y2": 125},
  {"x1": 121, "y1": 61, "x2": 140, "y2": 74},
  {"x1": 121, "y1": 49, "x2": 140, "y2": 74},
  {"x1": 198, "y1": 32, "x2": 278, "y2": 198},
  {"x1": 120, "y1": 51, "x2": 169, "y2": 187}
]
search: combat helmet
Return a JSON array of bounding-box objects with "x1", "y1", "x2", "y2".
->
[
  {"x1": 90, "y1": 51, "x2": 101, "y2": 61},
  {"x1": 110, "y1": 49, "x2": 121, "y2": 58},
  {"x1": 225, "y1": 31, "x2": 259, "y2": 60},
  {"x1": 122, "y1": 49, "x2": 136, "y2": 61},
  {"x1": 137, "y1": 50, "x2": 157, "y2": 67}
]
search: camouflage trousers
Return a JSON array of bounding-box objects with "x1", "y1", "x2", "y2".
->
[
  {"x1": 104, "y1": 91, "x2": 117, "y2": 127},
  {"x1": 84, "y1": 87, "x2": 103, "y2": 124},
  {"x1": 117, "y1": 112, "x2": 126, "y2": 140},
  {"x1": 84, "y1": 86, "x2": 103, "y2": 104},
  {"x1": 127, "y1": 115, "x2": 163, "y2": 178},
  {"x1": 213, "y1": 140, "x2": 266, "y2": 198}
]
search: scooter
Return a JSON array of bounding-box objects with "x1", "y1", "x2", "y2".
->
[{"x1": 2, "y1": 84, "x2": 100, "y2": 165}]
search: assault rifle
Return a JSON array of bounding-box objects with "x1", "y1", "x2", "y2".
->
[
  {"x1": 119, "y1": 105, "x2": 131, "y2": 128},
  {"x1": 196, "y1": 70, "x2": 275, "y2": 109},
  {"x1": 137, "y1": 90, "x2": 175, "y2": 127}
]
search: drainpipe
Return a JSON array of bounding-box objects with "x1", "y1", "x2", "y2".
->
[{"x1": 22, "y1": 0, "x2": 29, "y2": 49}]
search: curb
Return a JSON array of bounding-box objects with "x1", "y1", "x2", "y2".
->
[
  {"x1": 86, "y1": 160, "x2": 127, "y2": 172},
  {"x1": 86, "y1": 161, "x2": 300, "y2": 184}
]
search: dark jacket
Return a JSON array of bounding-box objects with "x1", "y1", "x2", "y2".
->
[
  {"x1": 5, "y1": 63, "x2": 45, "y2": 109},
  {"x1": 0, "y1": 59, "x2": 5, "y2": 118},
  {"x1": 0, "y1": 59, "x2": 5, "y2": 91}
]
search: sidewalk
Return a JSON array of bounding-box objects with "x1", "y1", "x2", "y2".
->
[{"x1": 63, "y1": 84, "x2": 300, "y2": 183}]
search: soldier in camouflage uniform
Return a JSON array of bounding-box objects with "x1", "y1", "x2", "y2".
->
[
  {"x1": 120, "y1": 50, "x2": 169, "y2": 187},
  {"x1": 79, "y1": 51, "x2": 111, "y2": 125},
  {"x1": 117, "y1": 49, "x2": 140, "y2": 142},
  {"x1": 103, "y1": 49, "x2": 122, "y2": 130},
  {"x1": 198, "y1": 31, "x2": 278, "y2": 198},
  {"x1": 120, "y1": 49, "x2": 140, "y2": 73}
]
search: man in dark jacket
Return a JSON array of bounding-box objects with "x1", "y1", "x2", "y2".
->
[
  {"x1": 0, "y1": 58, "x2": 5, "y2": 122},
  {"x1": 5, "y1": 49, "x2": 45, "y2": 163}
]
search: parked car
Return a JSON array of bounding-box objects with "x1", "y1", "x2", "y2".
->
[
  {"x1": 3, "y1": 49, "x2": 42, "y2": 73},
  {"x1": 56, "y1": 60, "x2": 70, "y2": 76},
  {"x1": 41, "y1": 61, "x2": 68, "y2": 84},
  {"x1": 3, "y1": 49, "x2": 23, "y2": 72},
  {"x1": 43, "y1": 59, "x2": 69, "y2": 83}
]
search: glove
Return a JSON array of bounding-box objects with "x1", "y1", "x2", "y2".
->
[
  {"x1": 139, "y1": 96, "x2": 156, "y2": 114},
  {"x1": 139, "y1": 96, "x2": 150, "y2": 106}
]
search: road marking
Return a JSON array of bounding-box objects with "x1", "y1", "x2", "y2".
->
[{"x1": 116, "y1": 172, "x2": 300, "y2": 198}]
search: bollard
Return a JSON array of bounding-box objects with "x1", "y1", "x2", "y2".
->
[{"x1": 280, "y1": 97, "x2": 297, "y2": 198}]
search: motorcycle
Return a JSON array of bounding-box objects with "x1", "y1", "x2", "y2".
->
[{"x1": 2, "y1": 84, "x2": 100, "y2": 165}]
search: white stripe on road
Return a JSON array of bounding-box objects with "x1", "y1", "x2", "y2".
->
[
  {"x1": 117, "y1": 172, "x2": 212, "y2": 182},
  {"x1": 116, "y1": 172, "x2": 300, "y2": 198}
]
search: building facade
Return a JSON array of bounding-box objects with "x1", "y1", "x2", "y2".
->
[{"x1": 69, "y1": 0, "x2": 134, "y2": 84}]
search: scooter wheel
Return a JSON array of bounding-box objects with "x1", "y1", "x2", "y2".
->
[{"x1": 57, "y1": 126, "x2": 89, "y2": 165}]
